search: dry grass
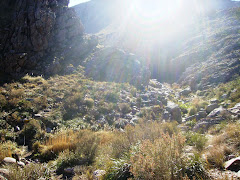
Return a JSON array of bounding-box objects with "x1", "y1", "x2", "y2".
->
[
  {"x1": 0, "y1": 141, "x2": 17, "y2": 162},
  {"x1": 191, "y1": 97, "x2": 208, "y2": 111},
  {"x1": 6, "y1": 163, "x2": 51, "y2": 180},
  {"x1": 205, "y1": 145, "x2": 232, "y2": 169},
  {"x1": 130, "y1": 133, "x2": 186, "y2": 179},
  {"x1": 205, "y1": 122, "x2": 240, "y2": 169}
]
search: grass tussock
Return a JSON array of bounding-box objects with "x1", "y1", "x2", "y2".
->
[
  {"x1": 0, "y1": 141, "x2": 17, "y2": 162},
  {"x1": 206, "y1": 122, "x2": 240, "y2": 169}
]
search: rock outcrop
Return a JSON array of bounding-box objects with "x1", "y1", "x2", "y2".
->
[
  {"x1": 84, "y1": 47, "x2": 150, "y2": 87},
  {"x1": 0, "y1": 0, "x2": 86, "y2": 78}
]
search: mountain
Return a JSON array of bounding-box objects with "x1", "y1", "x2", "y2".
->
[
  {"x1": 0, "y1": 0, "x2": 149, "y2": 87},
  {"x1": 0, "y1": 1, "x2": 240, "y2": 179},
  {"x1": 73, "y1": 0, "x2": 240, "y2": 89}
]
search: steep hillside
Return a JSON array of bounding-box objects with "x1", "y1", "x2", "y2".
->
[
  {"x1": 74, "y1": 0, "x2": 240, "y2": 89},
  {"x1": 0, "y1": 1, "x2": 239, "y2": 179}
]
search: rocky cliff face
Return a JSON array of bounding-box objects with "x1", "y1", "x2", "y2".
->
[
  {"x1": 0, "y1": 0, "x2": 150, "y2": 87},
  {"x1": 0, "y1": 0, "x2": 85, "y2": 78}
]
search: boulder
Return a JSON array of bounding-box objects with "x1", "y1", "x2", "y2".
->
[
  {"x1": 185, "y1": 115, "x2": 196, "y2": 122},
  {"x1": 34, "y1": 114, "x2": 42, "y2": 119},
  {"x1": 224, "y1": 156, "x2": 240, "y2": 172},
  {"x1": 196, "y1": 110, "x2": 207, "y2": 120},
  {"x1": 0, "y1": 168, "x2": 9, "y2": 178},
  {"x1": 193, "y1": 117, "x2": 223, "y2": 132},
  {"x1": 229, "y1": 103, "x2": 240, "y2": 115},
  {"x1": 180, "y1": 87, "x2": 191, "y2": 96},
  {"x1": 162, "y1": 110, "x2": 170, "y2": 120},
  {"x1": 17, "y1": 161, "x2": 25, "y2": 167},
  {"x1": 207, "y1": 107, "x2": 229, "y2": 118},
  {"x1": 210, "y1": 99, "x2": 219, "y2": 104},
  {"x1": 206, "y1": 103, "x2": 219, "y2": 113},
  {"x1": 166, "y1": 102, "x2": 182, "y2": 123},
  {"x1": 3, "y1": 157, "x2": 16, "y2": 164},
  {"x1": 0, "y1": 175, "x2": 7, "y2": 180},
  {"x1": 64, "y1": 168, "x2": 74, "y2": 174}
]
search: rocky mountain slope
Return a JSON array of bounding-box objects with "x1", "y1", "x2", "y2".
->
[
  {"x1": 74, "y1": 0, "x2": 240, "y2": 89},
  {"x1": 0, "y1": 0, "x2": 149, "y2": 87},
  {"x1": 0, "y1": 0, "x2": 239, "y2": 177}
]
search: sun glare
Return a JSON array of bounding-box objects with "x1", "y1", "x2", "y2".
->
[{"x1": 117, "y1": 0, "x2": 198, "y2": 41}]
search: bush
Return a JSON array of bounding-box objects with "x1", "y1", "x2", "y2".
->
[
  {"x1": 189, "y1": 107, "x2": 197, "y2": 116},
  {"x1": 205, "y1": 145, "x2": 231, "y2": 169},
  {"x1": 185, "y1": 132, "x2": 208, "y2": 151},
  {"x1": 185, "y1": 154, "x2": 209, "y2": 180},
  {"x1": 105, "y1": 91, "x2": 119, "y2": 103},
  {"x1": 118, "y1": 103, "x2": 131, "y2": 114},
  {"x1": 56, "y1": 131, "x2": 99, "y2": 174},
  {"x1": 19, "y1": 119, "x2": 42, "y2": 146},
  {"x1": 0, "y1": 141, "x2": 17, "y2": 161},
  {"x1": 84, "y1": 98, "x2": 94, "y2": 109},
  {"x1": 130, "y1": 133, "x2": 186, "y2": 179}
]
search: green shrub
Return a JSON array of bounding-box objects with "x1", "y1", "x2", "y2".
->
[
  {"x1": 84, "y1": 98, "x2": 94, "y2": 109},
  {"x1": 105, "y1": 91, "x2": 119, "y2": 103},
  {"x1": 185, "y1": 153, "x2": 209, "y2": 180},
  {"x1": 19, "y1": 119, "x2": 42, "y2": 146},
  {"x1": 185, "y1": 132, "x2": 207, "y2": 151},
  {"x1": 118, "y1": 103, "x2": 131, "y2": 114},
  {"x1": 189, "y1": 107, "x2": 197, "y2": 116}
]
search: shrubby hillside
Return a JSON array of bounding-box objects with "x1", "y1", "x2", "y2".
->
[{"x1": 0, "y1": 0, "x2": 239, "y2": 179}]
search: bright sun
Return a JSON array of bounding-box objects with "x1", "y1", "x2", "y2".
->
[{"x1": 114, "y1": 0, "x2": 200, "y2": 41}]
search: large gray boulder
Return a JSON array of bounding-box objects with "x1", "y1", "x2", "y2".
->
[
  {"x1": 206, "y1": 103, "x2": 219, "y2": 113},
  {"x1": 180, "y1": 87, "x2": 191, "y2": 96},
  {"x1": 224, "y1": 156, "x2": 240, "y2": 172},
  {"x1": 166, "y1": 101, "x2": 182, "y2": 123},
  {"x1": 193, "y1": 117, "x2": 223, "y2": 132},
  {"x1": 84, "y1": 47, "x2": 150, "y2": 87},
  {"x1": 207, "y1": 106, "x2": 229, "y2": 118}
]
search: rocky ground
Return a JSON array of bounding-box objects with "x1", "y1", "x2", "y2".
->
[{"x1": 0, "y1": 75, "x2": 239, "y2": 179}]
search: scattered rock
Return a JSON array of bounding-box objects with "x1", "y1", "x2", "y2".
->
[
  {"x1": 224, "y1": 156, "x2": 240, "y2": 172},
  {"x1": 193, "y1": 117, "x2": 223, "y2": 132},
  {"x1": 221, "y1": 94, "x2": 228, "y2": 99},
  {"x1": 0, "y1": 169, "x2": 9, "y2": 178},
  {"x1": 196, "y1": 110, "x2": 207, "y2": 120},
  {"x1": 185, "y1": 115, "x2": 196, "y2": 122},
  {"x1": 17, "y1": 161, "x2": 25, "y2": 167},
  {"x1": 3, "y1": 157, "x2": 16, "y2": 164},
  {"x1": 166, "y1": 101, "x2": 182, "y2": 123},
  {"x1": 93, "y1": 170, "x2": 106, "y2": 180},
  {"x1": 64, "y1": 168, "x2": 74, "y2": 174},
  {"x1": 210, "y1": 99, "x2": 220, "y2": 104},
  {"x1": 206, "y1": 103, "x2": 219, "y2": 113},
  {"x1": 180, "y1": 87, "x2": 191, "y2": 96},
  {"x1": 34, "y1": 114, "x2": 42, "y2": 119},
  {"x1": 207, "y1": 107, "x2": 229, "y2": 118}
]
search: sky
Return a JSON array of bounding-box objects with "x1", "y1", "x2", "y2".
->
[{"x1": 69, "y1": 0, "x2": 90, "y2": 7}]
